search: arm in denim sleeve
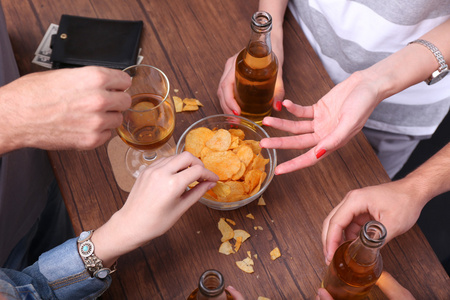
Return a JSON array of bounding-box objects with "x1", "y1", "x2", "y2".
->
[{"x1": 0, "y1": 238, "x2": 111, "y2": 300}]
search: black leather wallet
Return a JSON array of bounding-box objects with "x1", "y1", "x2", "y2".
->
[{"x1": 50, "y1": 15, "x2": 143, "y2": 69}]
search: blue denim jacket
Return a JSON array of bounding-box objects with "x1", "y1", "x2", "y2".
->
[{"x1": 0, "y1": 238, "x2": 111, "y2": 299}]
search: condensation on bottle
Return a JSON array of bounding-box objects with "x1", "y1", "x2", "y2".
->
[
  {"x1": 322, "y1": 220, "x2": 387, "y2": 300},
  {"x1": 187, "y1": 269, "x2": 235, "y2": 300}
]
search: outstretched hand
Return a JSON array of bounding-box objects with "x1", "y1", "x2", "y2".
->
[{"x1": 260, "y1": 71, "x2": 382, "y2": 175}]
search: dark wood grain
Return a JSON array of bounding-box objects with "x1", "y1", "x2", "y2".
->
[{"x1": 3, "y1": 0, "x2": 449, "y2": 299}]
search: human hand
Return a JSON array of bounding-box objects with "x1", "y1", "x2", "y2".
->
[
  {"x1": 321, "y1": 179, "x2": 426, "y2": 265},
  {"x1": 226, "y1": 285, "x2": 245, "y2": 300},
  {"x1": 316, "y1": 271, "x2": 415, "y2": 300},
  {"x1": 217, "y1": 53, "x2": 285, "y2": 115},
  {"x1": 0, "y1": 66, "x2": 131, "y2": 153},
  {"x1": 260, "y1": 71, "x2": 382, "y2": 174},
  {"x1": 93, "y1": 152, "x2": 219, "y2": 266}
]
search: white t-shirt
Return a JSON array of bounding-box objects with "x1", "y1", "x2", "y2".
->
[{"x1": 288, "y1": 0, "x2": 450, "y2": 136}]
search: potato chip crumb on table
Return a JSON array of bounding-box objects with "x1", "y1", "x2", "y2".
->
[
  {"x1": 233, "y1": 229, "x2": 251, "y2": 243},
  {"x1": 270, "y1": 247, "x2": 281, "y2": 260},
  {"x1": 246, "y1": 213, "x2": 255, "y2": 219},
  {"x1": 218, "y1": 218, "x2": 234, "y2": 242},
  {"x1": 258, "y1": 196, "x2": 266, "y2": 205},
  {"x1": 234, "y1": 236, "x2": 243, "y2": 252},
  {"x1": 236, "y1": 257, "x2": 254, "y2": 273},
  {"x1": 225, "y1": 218, "x2": 236, "y2": 226},
  {"x1": 258, "y1": 297, "x2": 271, "y2": 300},
  {"x1": 219, "y1": 241, "x2": 235, "y2": 255}
]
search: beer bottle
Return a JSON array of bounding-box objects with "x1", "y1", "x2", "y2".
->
[
  {"x1": 187, "y1": 269, "x2": 235, "y2": 300},
  {"x1": 322, "y1": 220, "x2": 387, "y2": 300},
  {"x1": 235, "y1": 11, "x2": 278, "y2": 125}
]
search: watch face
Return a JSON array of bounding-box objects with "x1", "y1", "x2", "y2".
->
[{"x1": 428, "y1": 69, "x2": 449, "y2": 85}]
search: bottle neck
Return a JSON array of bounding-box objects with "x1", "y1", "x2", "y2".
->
[
  {"x1": 246, "y1": 11, "x2": 273, "y2": 57},
  {"x1": 347, "y1": 221, "x2": 387, "y2": 266},
  {"x1": 197, "y1": 270, "x2": 227, "y2": 299}
]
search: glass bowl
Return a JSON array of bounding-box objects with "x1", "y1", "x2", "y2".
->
[{"x1": 176, "y1": 114, "x2": 276, "y2": 210}]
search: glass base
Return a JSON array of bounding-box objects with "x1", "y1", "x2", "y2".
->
[{"x1": 125, "y1": 141, "x2": 176, "y2": 178}]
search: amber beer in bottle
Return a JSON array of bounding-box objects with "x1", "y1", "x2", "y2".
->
[
  {"x1": 235, "y1": 11, "x2": 278, "y2": 124},
  {"x1": 322, "y1": 221, "x2": 387, "y2": 300},
  {"x1": 187, "y1": 269, "x2": 234, "y2": 300}
]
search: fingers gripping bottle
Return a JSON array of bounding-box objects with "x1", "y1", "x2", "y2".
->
[
  {"x1": 235, "y1": 11, "x2": 278, "y2": 125},
  {"x1": 322, "y1": 221, "x2": 387, "y2": 300},
  {"x1": 187, "y1": 269, "x2": 234, "y2": 300}
]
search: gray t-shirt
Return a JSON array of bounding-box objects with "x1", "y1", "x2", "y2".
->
[{"x1": 0, "y1": 5, "x2": 54, "y2": 266}]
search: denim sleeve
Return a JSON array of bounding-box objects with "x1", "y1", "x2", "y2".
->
[{"x1": 0, "y1": 238, "x2": 111, "y2": 300}]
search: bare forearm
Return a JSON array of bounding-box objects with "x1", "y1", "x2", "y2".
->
[
  {"x1": 364, "y1": 19, "x2": 450, "y2": 103},
  {"x1": 402, "y1": 143, "x2": 450, "y2": 205}
]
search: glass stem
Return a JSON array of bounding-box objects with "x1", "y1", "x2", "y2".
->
[{"x1": 143, "y1": 151, "x2": 157, "y2": 161}]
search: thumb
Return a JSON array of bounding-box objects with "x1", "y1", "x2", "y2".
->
[{"x1": 376, "y1": 271, "x2": 415, "y2": 300}]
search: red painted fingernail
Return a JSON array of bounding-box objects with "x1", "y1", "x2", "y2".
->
[
  {"x1": 316, "y1": 149, "x2": 326, "y2": 159},
  {"x1": 232, "y1": 110, "x2": 239, "y2": 116},
  {"x1": 275, "y1": 101, "x2": 282, "y2": 111}
]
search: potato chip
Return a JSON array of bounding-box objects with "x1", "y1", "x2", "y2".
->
[
  {"x1": 219, "y1": 241, "x2": 235, "y2": 255},
  {"x1": 182, "y1": 104, "x2": 199, "y2": 112},
  {"x1": 247, "y1": 251, "x2": 252, "y2": 258},
  {"x1": 258, "y1": 196, "x2": 266, "y2": 205},
  {"x1": 218, "y1": 218, "x2": 234, "y2": 242},
  {"x1": 231, "y1": 162, "x2": 246, "y2": 181},
  {"x1": 183, "y1": 98, "x2": 199, "y2": 106},
  {"x1": 258, "y1": 297, "x2": 270, "y2": 300},
  {"x1": 184, "y1": 126, "x2": 270, "y2": 203},
  {"x1": 226, "y1": 218, "x2": 236, "y2": 226},
  {"x1": 212, "y1": 181, "x2": 231, "y2": 198},
  {"x1": 249, "y1": 172, "x2": 267, "y2": 197},
  {"x1": 203, "y1": 190, "x2": 218, "y2": 201},
  {"x1": 229, "y1": 128, "x2": 245, "y2": 140},
  {"x1": 236, "y1": 259, "x2": 254, "y2": 274},
  {"x1": 235, "y1": 144, "x2": 254, "y2": 167},
  {"x1": 185, "y1": 127, "x2": 214, "y2": 158},
  {"x1": 205, "y1": 129, "x2": 232, "y2": 151},
  {"x1": 244, "y1": 169, "x2": 264, "y2": 194},
  {"x1": 229, "y1": 135, "x2": 241, "y2": 149},
  {"x1": 188, "y1": 181, "x2": 199, "y2": 189},
  {"x1": 217, "y1": 181, "x2": 246, "y2": 202},
  {"x1": 243, "y1": 257, "x2": 254, "y2": 266},
  {"x1": 251, "y1": 153, "x2": 269, "y2": 172},
  {"x1": 234, "y1": 229, "x2": 251, "y2": 243},
  {"x1": 244, "y1": 140, "x2": 262, "y2": 155},
  {"x1": 234, "y1": 236, "x2": 243, "y2": 252},
  {"x1": 246, "y1": 213, "x2": 255, "y2": 220},
  {"x1": 173, "y1": 96, "x2": 183, "y2": 113},
  {"x1": 203, "y1": 151, "x2": 241, "y2": 181},
  {"x1": 270, "y1": 247, "x2": 281, "y2": 260}
]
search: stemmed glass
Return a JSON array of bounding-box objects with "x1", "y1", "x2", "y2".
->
[{"x1": 116, "y1": 64, "x2": 175, "y2": 178}]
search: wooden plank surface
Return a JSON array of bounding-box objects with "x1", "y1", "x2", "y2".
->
[{"x1": 3, "y1": 0, "x2": 449, "y2": 299}]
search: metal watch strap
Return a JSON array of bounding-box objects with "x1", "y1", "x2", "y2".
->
[
  {"x1": 409, "y1": 39, "x2": 449, "y2": 84},
  {"x1": 78, "y1": 230, "x2": 117, "y2": 279}
]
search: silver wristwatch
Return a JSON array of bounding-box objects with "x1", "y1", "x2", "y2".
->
[
  {"x1": 78, "y1": 230, "x2": 117, "y2": 279},
  {"x1": 409, "y1": 39, "x2": 449, "y2": 85}
]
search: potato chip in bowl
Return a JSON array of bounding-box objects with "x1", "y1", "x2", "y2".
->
[{"x1": 176, "y1": 114, "x2": 276, "y2": 210}]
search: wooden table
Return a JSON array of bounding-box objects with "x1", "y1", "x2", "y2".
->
[{"x1": 3, "y1": 0, "x2": 450, "y2": 299}]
